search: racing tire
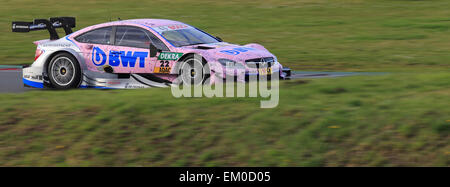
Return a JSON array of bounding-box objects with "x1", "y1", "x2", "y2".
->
[
  {"x1": 178, "y1": 55, "x2": 210, "y2": 85},
  {"x1": 47, "y1": 52, "x2": 82, "y2": 89}
]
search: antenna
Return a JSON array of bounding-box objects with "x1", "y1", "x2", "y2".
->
[{"x1": 108, "y1": 9, "x2": 111, "y2": 22}]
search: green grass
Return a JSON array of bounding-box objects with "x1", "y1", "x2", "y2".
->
[
  {"x1": 0, "y1": 0, "x2": 449, "y2": 166},
  {"x1": 0, "y1": 73, "x2": 448, "y2": 166},
  {"x1": 1, "y1": 0, "x2": 450, "y2": 71}
]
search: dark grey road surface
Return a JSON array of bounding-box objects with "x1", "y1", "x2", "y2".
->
[
  {"x1": 0, "y1": 68, "x2": 31, "y2": 93},
  {"x1": 289, "y1": 71, "x2": 384, "y2": 79},
  {"x1": 0, "y1": 66, "x2": 381, "y2": 93}
]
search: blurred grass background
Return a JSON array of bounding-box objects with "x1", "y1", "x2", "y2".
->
[
  {"x1": 0, "y1": 0, "x2": 448, "y2": 166},
  {"x1": 1, "y1": 0, "x2": 449, "y2": 71}
]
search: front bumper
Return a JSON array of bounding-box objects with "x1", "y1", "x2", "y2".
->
[
  {"x1": 212, "y1": 63, "x2": 291, "y2": 81},
  {"x1": 280, "y1": 67, "x2": 291, "y2": 80}
]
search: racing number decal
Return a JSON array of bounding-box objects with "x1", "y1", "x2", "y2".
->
[
  {"x1": 153, "y1": 52, "x2": 183, "y2": 74},
  {"x1": 154, "y1": 60, "x2": 171, "y2": 73},
  {"x1": 161, "y1": 61, "x2": 169, "y2": 67}
]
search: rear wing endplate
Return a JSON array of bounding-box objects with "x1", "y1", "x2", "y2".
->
[{"x1": 12, "y1": 17, "x2": 76, "y2": 40}]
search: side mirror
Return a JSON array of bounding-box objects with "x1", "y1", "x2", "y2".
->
[
  {"x1": 215, "y1": 36, "x2": 223, "y2": 42},
  {"x1": 149, "y1": 43, "x2": 159, "y2": 57}
]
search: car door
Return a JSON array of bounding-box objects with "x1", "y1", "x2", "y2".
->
[
  {"x1": 151, "y1": 30, "x2": 183, "y2": 75},
  {"x1": 111, "y1": 26, "x2": 169, "y2": 73},
  {"x1": 74, "y1": 26, "x2": 114, "y2": 72}
]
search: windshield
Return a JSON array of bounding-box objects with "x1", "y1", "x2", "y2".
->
[{"x1": 153, "y1": 25, "x2": 219, "y2": 47}]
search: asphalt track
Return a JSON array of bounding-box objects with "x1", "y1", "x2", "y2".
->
[
  {"x1": 0, "y1": 66, "x2": 382, "y2": 93},
  {"x1": 0, "y1": 66, "x2": 31, "y2": 93}
]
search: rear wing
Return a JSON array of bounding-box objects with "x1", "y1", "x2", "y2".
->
[{"x1": 12, "y1": 17, "x2": 76, "y2": 40}]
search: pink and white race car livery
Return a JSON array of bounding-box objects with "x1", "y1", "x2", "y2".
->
[{"x1": 12, "y1": 17, "x2": 291, "y2": 89}]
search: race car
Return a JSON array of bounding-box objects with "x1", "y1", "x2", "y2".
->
[{"x1": 12, "y1": 17, "x2": 291, "y2": 89}]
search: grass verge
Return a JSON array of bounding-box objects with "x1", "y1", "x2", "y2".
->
[{"x1": 0, "y1": 73, "x2": 448, "y2": 166}]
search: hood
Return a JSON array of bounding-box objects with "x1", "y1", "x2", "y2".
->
[{"x1": 178, "y1": 42, "x2": 275, "y2": 63}]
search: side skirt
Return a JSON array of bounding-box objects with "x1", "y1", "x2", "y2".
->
[{"x1": 80, "y1": 73, "x2": 173, "y2": 89}]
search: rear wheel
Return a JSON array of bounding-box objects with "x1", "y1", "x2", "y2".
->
[{"x1": 47, "y1": 53, "x2": 81, "y2": 89}]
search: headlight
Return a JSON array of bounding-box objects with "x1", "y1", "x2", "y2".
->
[
  {"x1": 218, "y1": 59, "x2": 245, "y2": 69},
  {"x1": 218, "y1": 58, "x2": 236, "y2": 66}
]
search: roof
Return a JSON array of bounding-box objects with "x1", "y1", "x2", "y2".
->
[
  {"x1": 70, "y1": 19, "x2": 189, "y2": 39},
  {"x1": 109, "y1": 19, "x2": 186, "y2": 28}
]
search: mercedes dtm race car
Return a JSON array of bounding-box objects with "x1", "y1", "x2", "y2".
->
[{"x1": 12, "y1": 17, "x2": 291, "y2": 89}]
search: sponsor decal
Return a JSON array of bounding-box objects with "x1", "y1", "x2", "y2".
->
[
  {"x1": 92, "y1": 47, "x2": 148, "y2": 68},
  {"x1": 220, "y1": 47, "x2": 255, "y2": 55},
  {"x1": 158, "y1": 52, "x2": 183, "y2": 61},
  {"x1": 42, "y1": 43, "x2": 72, "y2": 47},
  {"x1": 107, "y1": 81, "x2": 121, "y2": 85},
  {"x1": 125, "y1": 83, "x2": 146, "y2": 89},
  {"x1": 258, "y1": 67, "x2": 273, "y2": 75},
  {"x1": 12, "y1": 24, "x2": 28, "y2": 29},
  {"x1": 154, "y1": 24, "x2": 189, "y2": 33},
  {"x1": 92, "y1": 47, "x2": 107, "y2": 66},
  {"x1": 24, "y1": 74, "x2": 43, "y2": 81},
  {"x1": 154, "y1": 60, "x2": 171, "y2": 73},
  {"x1": 31, "y1": 75, "x2": 43, "y2": 80}
]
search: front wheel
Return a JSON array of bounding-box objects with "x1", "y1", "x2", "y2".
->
[
  {"x1": 178, "y1": 55, "x2": 210, "y2": 85},
  {"x1": 47, "y1": 53, "x2": 81, "y2": 89}
]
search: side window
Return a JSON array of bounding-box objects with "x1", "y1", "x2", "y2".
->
[
  {"x1": 149, "y1": 33, "x2": 169, "y2": 51},
  {"x1": 115, "y1": 26, "x2": 151, "y2": 48},
  {"x1": 75, "y1": 27, "x2": 112, "y2": 45},
  {"x1": 115, "y1": 26, "x2": 169, "y2": 50}
]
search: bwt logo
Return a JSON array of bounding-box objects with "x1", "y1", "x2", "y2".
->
[
  {"x1": 220, "y1": 47, "x2": 254, "y2": 55},
  {"x1": 92, "y1": 47, "x2": 148, "y2": 68}
]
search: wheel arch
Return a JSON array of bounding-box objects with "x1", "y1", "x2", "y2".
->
[
  {"x1": 43, "y1": 49, "x2": 84, "y2": 75},
  {"x1": 173, "y1": 53, "x2": 208, "y2": 73},
  {"x1": 43, "y1": 49, "x2": 83, "y2": 88}
]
